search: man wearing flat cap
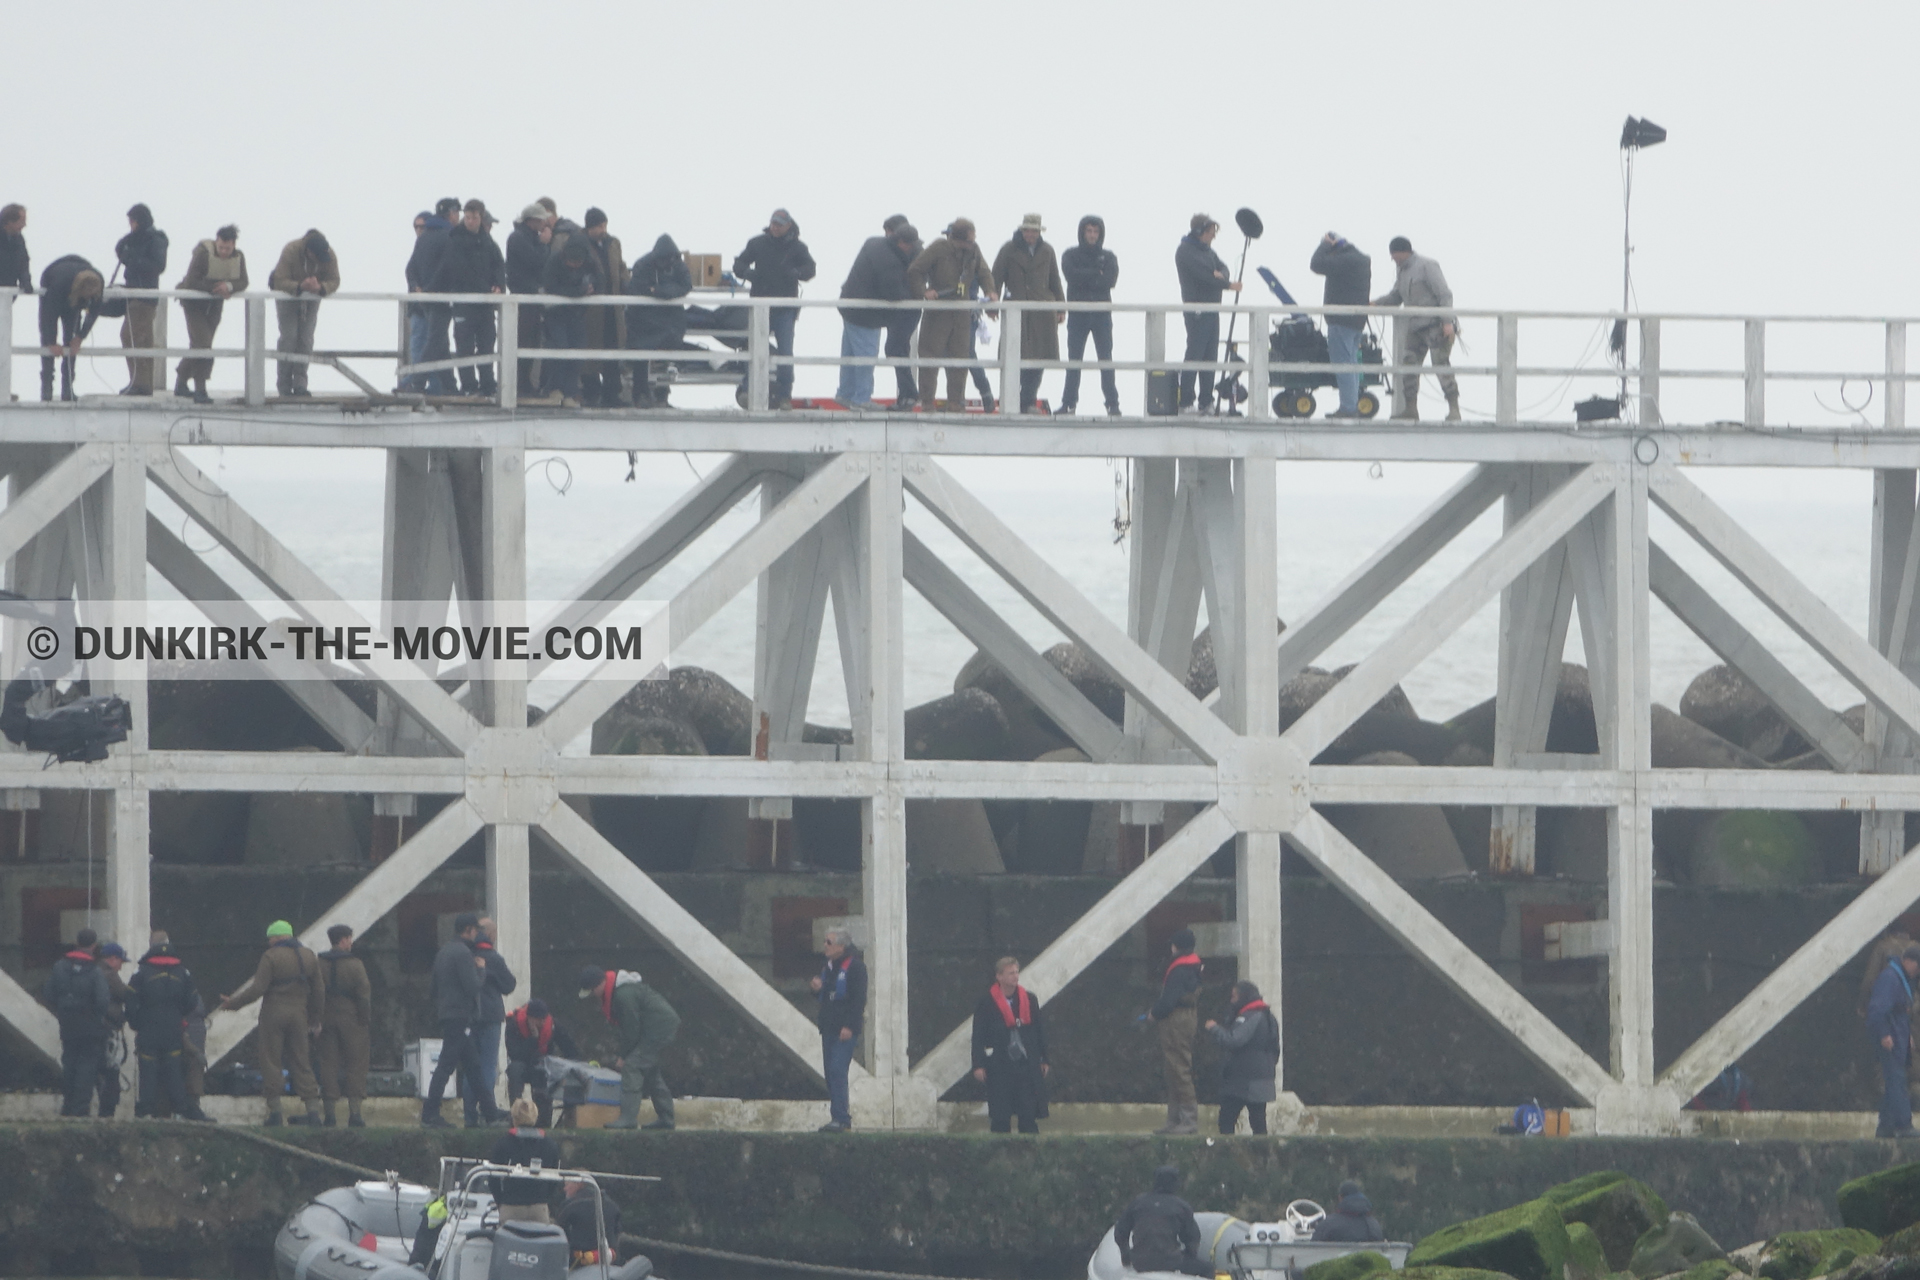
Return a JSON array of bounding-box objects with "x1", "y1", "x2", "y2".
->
[
  {"x1": 991, "y1": 214, "x2": 1065, "y2": 414},
  {"x1": 218, "y1": 919, "x2": 325, "y2": 1126}
]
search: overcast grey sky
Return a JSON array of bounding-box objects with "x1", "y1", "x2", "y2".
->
[
  {"x1": 7, "y1": 0, "x2": 1911, "y2": 715},
  {"x1": 9, "y1": 1, "x2": 1915, "y2": 334}
]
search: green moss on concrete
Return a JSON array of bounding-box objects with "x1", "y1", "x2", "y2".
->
[
  {"x1": 1630, "y1": 1212, "x2": 1725, "y2": 1278},
  {"x1": 1544, "y1": 1173, "x2": 1672, "y2": 1271},
  {"x1": 1566, "y1": 1224, "x2": 1611, "y2": 1280},
  {"x1": 1397, "y1": 1269, "x2": 1522, "y2": 1280},
  {"x1": 1409, "y1": 1198, "x2": 1570, "y2": 1280},
  {"x1": 1755, "y1": 1229, "x2": 1881, "y2": 1280},
  {"x1": 1841, "y1": 1164, "x2": 1920, "y2": 1236},
  {"x1": 1303, "y1": 1251, "x2": 1393, "y2": 1280}
]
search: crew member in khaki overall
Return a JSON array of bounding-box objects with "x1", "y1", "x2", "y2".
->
[
  {"x1": 1146, "y1": 928, "x2": 1203, "y2": 1135},
  {"x1": 906, "y1": 219, "x2": 996, "y2": 411},
  {"x1": 219, "y1": 919, "x2": 325, "y2": 1126},
  {"x1": 315, "y1": 923, "x2": 372, "y2": 1128}
]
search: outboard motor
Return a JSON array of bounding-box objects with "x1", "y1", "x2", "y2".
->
[{"x1": 486, "y1": 1222, "x2": 570, "y2": 1280}]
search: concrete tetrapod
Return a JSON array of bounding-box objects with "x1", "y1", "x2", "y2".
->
[
  {"x1": 1540, "y1": 1171, "x2": 1671, "y2": 1271},
  {"x1": 1406, "y1": 1197, "x2": 1571, "y2": 1280}
]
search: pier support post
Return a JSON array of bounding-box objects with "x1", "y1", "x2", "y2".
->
[
  {"x1": 481, "y1": 445, "x2": 531, "y2": 1061},
  {"x1": 1864, "y1": 467, "x2": 1920, "y2": 874},
  {"x1": 853, "y1": 453, "x2": 930, "y2": 1126},
  {"x1": 1490, "y1": 465, "x2": 1574, "y2": 875},
  {"x1": 1588, "y1": 463, "x2": 1666, "y2": 1132},
  {"x1": 103, "y1": 446, "x2": 151, "y2": 954}
]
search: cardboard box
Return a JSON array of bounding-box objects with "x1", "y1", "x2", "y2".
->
[
  {"x1": 684, "y1": 253, "x2": 723, "y2": 288},
  {"x1": 567, "y1": 1103, "x2": 621, "y2": 1130},
  {"x1": 1543, "y1": 1108, "x2": 1571, "y2": 1137}
]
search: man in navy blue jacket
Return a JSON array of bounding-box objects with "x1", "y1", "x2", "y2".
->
[
  {"x1": 1867, "y1": 945, "x2": 1920, "y2": 1137},
  {"x1": 810, "y1": 926, "x2": 866, "y2": 1132}
]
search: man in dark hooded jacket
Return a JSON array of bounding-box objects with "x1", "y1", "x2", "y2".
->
[
  {"x1": 46, "y1": 927, "x2": 110, "y2": 1116},
  {"x1": 1204, "y1": 980, "x2": 1278, "y2": 1134},
  {"x1": 37, "y1": 254, "x2": 106, "y2": 402},
  {"x1": 1313, "y1": 1181, "x2": 1386, "y2": 1242},
  {"x1": 115, "y1": 203, "x2": 168, "y2": 396},
  {"x1": 879, "y1": 215, "x2": 923, "y2": 408},
  {"x1": 506, "y1": 205, "x2": 551, "y2": 398},
  {"x1": 1114, "y1": 1166, "x2": 1210, "y2": 1276},
  {"x1": 432, "y1": 200, "x2": 506, "y2": 397},
  {"x1": 627, "y1": 234, "x2": 692, "y2": 406},
  {"x1": 126, "y1": 932, "x2": 208, "y2": 1121},
  {"x1": 1060, "y1": 215, "x2": 1120, "y2": 416},
  {"x1": 542, "y1": 233, "x2": 597, "y2": 408},
  {"x1": 837, "y1": 223, "x2": 918, "y2": 409},
  {"x1": 406, "y1": 199, "x2": 459, "y2": 394},
  {"x1": 1174, "y1": 214, "x2": 1238, "y2": 412},
  {"x1": 1310, "y1": 233, "x2": 1372, "y2": 417},
  {"x1": 732, "y1": 208, "x2": 815, "y2": 409}
]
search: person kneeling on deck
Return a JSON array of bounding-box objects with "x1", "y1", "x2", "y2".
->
[
  {"x1": 506, "y1": 997, "x2": 580, "y2": 1128},
  {"x1": 558, "y1": 1177, "x2": 624, "y2": 1268},
  {"x1": 217, "y1": 919, "x2": 325, "y2": 1127},
  {"x1": 1312, "y1": 1181, "x2": 1385, "y2": 1242},
  {"x1": 579, "y1": 965, "x2": 679, "y2": 1130},
  {"x1": 971, "y1": 955, "x2": 1050, "y2": 1133},
  {"x1": 489, "y1": 1098, "x2": 564, "y2": 1223},
  {"x1": 1115, "y1": 1166, "x2": 1211, "y2": 1277}
]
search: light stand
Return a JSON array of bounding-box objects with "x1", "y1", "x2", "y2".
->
[{"x1": 1618, "y1": 116, "x2": 1666, "y2": 413}]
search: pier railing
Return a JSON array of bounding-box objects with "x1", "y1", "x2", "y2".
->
[{"x1": 3, "y1": 286, "x2": 1916, "y2": 427}]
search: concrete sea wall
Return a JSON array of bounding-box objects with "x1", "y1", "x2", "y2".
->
[{"x1": 2, "y1": 1125, "x2": 1918, "y2": 1278}]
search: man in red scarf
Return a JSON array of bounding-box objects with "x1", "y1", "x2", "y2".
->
[
  {"x1": 1204, "y1": 980, "x2": 1280, "y2": 1134},
  {"x1": 970, "y1": 956, "x2": 1050, "y2": 1133},
  {"x1": 1146, "y1": 928, "x2": 1203, "y2": 1135},
  {"x1": 504, "y1": 998, "x2": 580, "y2": 1128}
]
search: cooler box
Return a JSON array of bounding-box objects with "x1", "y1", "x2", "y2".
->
[
  {"x1": 406, "y1": 1039, "x2": 444, "y2": 1099},
  {"x1": 544, "y1": 1054, "x2": 622, "y2": 1106}
]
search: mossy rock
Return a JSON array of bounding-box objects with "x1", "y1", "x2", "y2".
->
[
  {"x1": 1883, "y1": 1223, "x2": 1920, "y2": 1258},
  {"x1": 1409, "y1": 1198, "x2": 1570, "y2": 1280},
  {"x1": 1544, "y1": 1172, "x2": 1672, "y2": 1271},
  {"x1": 1841, "y1": 1164, "x2": 1920, "y2": 1236},
  {"x1": 1630, "y1": 1213, "x2": 1725, "y2": 1279},
  {"x1": 1755, "y1": 1230, "x2": 1882, "y2": 1280},
  {"x1": 1398, "y1": 1269, "x2": 1522, "y2": 1280},
  {"x1": 1566, "y1": 1224, "x2": 1612, "y2": 1280},
  {"x1": 1304, "y1": 1251, "x2": 1394, "y2": 1280},
  {"x1": 1675, "y1": 1261, "x2": 1745, "y2": 1280}
]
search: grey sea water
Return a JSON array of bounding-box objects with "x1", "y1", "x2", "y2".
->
[{"x1": 150, "y1": 448, "x2": 1871, "y2": 744}]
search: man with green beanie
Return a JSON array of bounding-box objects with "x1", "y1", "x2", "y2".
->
[
  {"x1": 219, "y1": 920, "x2": 325, "y2": 1126},
  {"x1": 579, "y1": 965, "x2": 678, "y2": 1130}
]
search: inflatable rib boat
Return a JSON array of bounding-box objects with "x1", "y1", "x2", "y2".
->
[
  {"x1": 273, "y1": 1160, "x2": 653, "y2": 1280},
  {"x1": 1087, "y1": 1205, "x2": 1411, "y2": 1280}
]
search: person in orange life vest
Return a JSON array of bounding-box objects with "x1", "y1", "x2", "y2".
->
[
  {"x1": 505, "y1": 998, "x2": 580, "y2": 1128},
  {"x1": 971, "y1": 956, "x2": 1050, "y2": 1133},
  {"x1": 1203, "y1": 981, "x2": 1279, "y2": 1135},
  {"x1": 1146, "y1": 928, "x2": 1203, "y2": 1135}
]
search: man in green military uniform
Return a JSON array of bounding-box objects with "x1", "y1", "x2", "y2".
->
[
  {"x1": 579, "y1": 965, "x2": 678, "y2": 1130},
  {"x1": 219, "y1": 920, "x2": 325, "y2": 1126},
  {"x1": 315, "y1": 924, "x2": 372, "y2": 1128}
]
